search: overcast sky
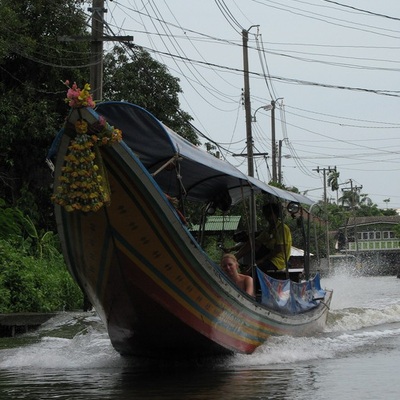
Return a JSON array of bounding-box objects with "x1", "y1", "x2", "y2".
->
[{"x1": 103, "y1": 0, "x2": 400, "y2": 209}]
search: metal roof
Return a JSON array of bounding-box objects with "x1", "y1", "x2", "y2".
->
[
  {"x1": 344, "y1": 215, "x2": 400, "y2": 228},
  {"x1": 190, "y1": 216, "x2": 242, "y2": 232}
]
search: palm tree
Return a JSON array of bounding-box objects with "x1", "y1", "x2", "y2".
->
[
  {"x1": 339, "y1": 189, "x2": 360, "y2": 209},
  {"x1": 327, "y1": 170, "x2": 340, "y2": 192},
  {"x1": 359, "y1": 194, "x2": 372, "y2": 207}
]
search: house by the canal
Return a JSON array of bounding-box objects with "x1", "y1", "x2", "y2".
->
[{"x1": 334, "y1": 215, "x2": 400, "y2": 275}]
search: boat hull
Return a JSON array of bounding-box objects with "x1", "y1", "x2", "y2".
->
[{"x1": 52, "y1": 105, "x2": 332, "y2": 359}]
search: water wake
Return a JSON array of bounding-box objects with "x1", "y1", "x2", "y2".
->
[{"x1": 1, "y1": 274, "x2": 399, "y2": 370}]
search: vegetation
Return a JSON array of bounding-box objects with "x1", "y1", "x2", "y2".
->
[
  {"x1": 0, "y1": 1, "x2": 196, "y2": 232},
  {"x1": 0, "y1": 199, "x2": 83, "y2": 312},
  {"x1": 103, "y1": 46, "x2": 198, "y2": 144},
  {"x1": 0, "y1": 0, "x2": 89, "y2": 231},
  {"x1": 0, "y1": 1, "x2": 198, "y2": 312},
  {"x1": 0, "y1": 239, "x2": 83, "y2": 313}
]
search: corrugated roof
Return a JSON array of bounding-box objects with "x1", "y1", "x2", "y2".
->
[
  {"x1": 190, "y1": 216, "x2": 241, "y2": 232},
  {"x1": 345, "y1": 215, "x2": 400, "y2": 228}
]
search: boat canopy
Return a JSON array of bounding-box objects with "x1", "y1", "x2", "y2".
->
[{"x1": 95, "y1": 102, "x2": 313, "y2": 207}]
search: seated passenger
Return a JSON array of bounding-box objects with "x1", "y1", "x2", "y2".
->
[
  {"x1": 220, "y1": 253, "x2": 254, "y2": 297},
  {"x1": 235, "y1": 203, "x2": 292, "y2": 272}
]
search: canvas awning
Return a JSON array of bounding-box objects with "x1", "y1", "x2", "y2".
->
[{"x1": 95, "y1": 102, "x2": 314, "y2": 207}]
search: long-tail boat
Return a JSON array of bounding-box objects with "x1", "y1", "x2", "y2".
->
[{"x1": 48, "y1": 85, "x2": 332, "y2": 359}]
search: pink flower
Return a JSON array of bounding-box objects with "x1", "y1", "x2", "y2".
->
[{"x1": 64, "y1": 81, "x2": 95, "y2": 109}]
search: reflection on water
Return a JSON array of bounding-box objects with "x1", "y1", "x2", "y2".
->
[
  {"x1": 1, "y1": 274, "x2": 400, "y2": 399},
  {"x1": 0, "y1": 361, "x2": 306, "y2": 400}
]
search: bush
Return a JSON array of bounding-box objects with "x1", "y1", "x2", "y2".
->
[{"x1": 0, "y1": 239, "x2": 83, "y2": 313}]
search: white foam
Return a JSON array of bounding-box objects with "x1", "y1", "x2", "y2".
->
[
  {"x1": 230, "y1": 324, "x2": 400, "y2": 367},
  {"x1": 1, "y1": 274, "x2": 400, "y2": 370},
  {"x1": 0, "y1": 325, "x2": 121, "y2": 370}
]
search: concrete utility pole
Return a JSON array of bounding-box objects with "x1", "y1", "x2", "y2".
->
[
  {"x1": 249, "y1": 99, "x2": 283, "y2": 184},
  {"x1": 242, "y1": 25, "x2": 259, "y2": 283},
  {"x1": 88, "y1": 0, "x2": 134, "y2": 101},
  {"x1": 242, "y1": 28, "x2": 255, "y2": 178},
  {"x1": 232, "y1": 101, "x2": 269, "y2": 166},
  {"x1": 59, "y1": 1, "x2": 133, "y2": 102},
  {"x1": 89, "y1": 0, "x2": 105, "y2": 102},
  {"x1": 271, "y1": 100, "x2": 277, "y2": 183},
  {"x1": 314, "y1": 166, "x2": 337, "y2": 272},
  {"x1": 278, "y1": 139, "x2": 283, "y2": 184},
  {"x1": 270, "y1": 98, "x2": 284, "y2": 183},
  {"x1": 342, "y1": 179, "x2": 363, "y2": 258}
]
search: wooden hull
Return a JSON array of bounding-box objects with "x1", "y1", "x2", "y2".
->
[{"x1": 54, "y1": 132, "x2": 332, "y2": 359}]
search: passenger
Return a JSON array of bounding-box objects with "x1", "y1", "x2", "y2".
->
[
  {"x1": 220, "y1": 253, "x2": 254, "y2": 297},
  {"x1": 236, "y1": 203, "x2": 292, "y2": 273}
]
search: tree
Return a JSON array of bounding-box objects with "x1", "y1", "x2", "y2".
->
[
  {"x1": 0, "y1": 2, "x2": 197, "y2": 231},
  {"x1": 0, "y1": 0, "x2": 90, "y2": 229},
  {"x1": 339, "y1": 189, "x2": 359, "y2": 209},
  {"x1": 103, "y1": 45, "x2": 199, "y2": 145},
  {"x1": 327, "y1": 170, "x2": 340, "y2": 191}
]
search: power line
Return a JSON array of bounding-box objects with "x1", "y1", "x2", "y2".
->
[
  {"x1": 322, "y1": 0, "x2": 400, "y2": 21},
  {"x1": 214, "y1": 0, "x2": 244, "y2": 32},
  {"x1": 252, "y1": 0, "x2": 400, "y2": 38},
  {"x1": 140, "y1": 46, "x2": 400, "y2": 98}
]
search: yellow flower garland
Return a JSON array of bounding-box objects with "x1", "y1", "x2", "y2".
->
[{"x1": 51, "y1": 83, "x2": 122, "y2": 212}]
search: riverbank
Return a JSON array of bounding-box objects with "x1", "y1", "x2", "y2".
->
[{"x1": 0, "y1": 313, "x2": 56, "y2": 337}]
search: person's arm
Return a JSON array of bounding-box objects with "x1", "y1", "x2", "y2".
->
[{"x1": 244, "y1": 276, "x2": 255, "y2": 297}]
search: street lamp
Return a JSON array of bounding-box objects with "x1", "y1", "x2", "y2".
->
[
  {"x1": 252, "y1": 98, "x2": 283, "y2": 183},
  {"x1": 252, "y1": 104, "x2": 273, "y2": 122}
]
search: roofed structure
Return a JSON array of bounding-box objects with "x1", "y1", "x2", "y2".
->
[
  {"x1": 190, "y1": 216, "x2": 242, "y2": 233},
  {"x1": 345, "y1": 215, "x2": 400, "y2": 228}
]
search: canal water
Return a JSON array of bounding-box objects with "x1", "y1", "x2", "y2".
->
[{"x1": 1, "y1": 271, "x2": 400, "y2": 399}]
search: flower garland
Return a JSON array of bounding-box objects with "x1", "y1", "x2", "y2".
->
[
  {"x1": 65, "y1": 81, "x2": 95, "y2": 108},
  {"x1": 51, "y1": 82, "x2": 122, "y2": 212}
]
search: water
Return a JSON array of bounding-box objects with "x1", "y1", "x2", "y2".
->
[{"x1": 1, "y1": 272, "x2": 400, "y2": 399}]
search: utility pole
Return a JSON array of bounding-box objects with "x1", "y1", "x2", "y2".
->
[
  {"x1": 242, "y1": 28, "x2": 255, "y2": 178},
  {"x1": 342, "y1": 179, "x2": 363, "y2": 259},
  {"x1": 271, "y1": 100, "x2": 277, "y2": 183},
  {"x1": 251, "y1": 99, "x2": 282, "y2": 183},
  {"x1": 314, "y1": 166, "x2": 337, "y2": 272},
  {"x1": 59, "y1": 1, "x2": 133, "y2": 102},
  {"x1": 90, "y1": 0, "x2": 105, "y2": 102},
  {"x1": 242, "y1": 26, "x2": 258, "y2": 283},
  {"x1": 278, "y1": 140, "x2": 283, "y2": 184},
  {"x1": 270, "y1": 98, "x2": 283, "y2": 183}
]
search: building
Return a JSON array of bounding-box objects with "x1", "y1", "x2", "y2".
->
[
  {"x1": 336, "y1": 215, "x2": 400, "y2": 275},
  {"x1": 190, "y1": 215, "x2": 242, "y2": 235}
]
